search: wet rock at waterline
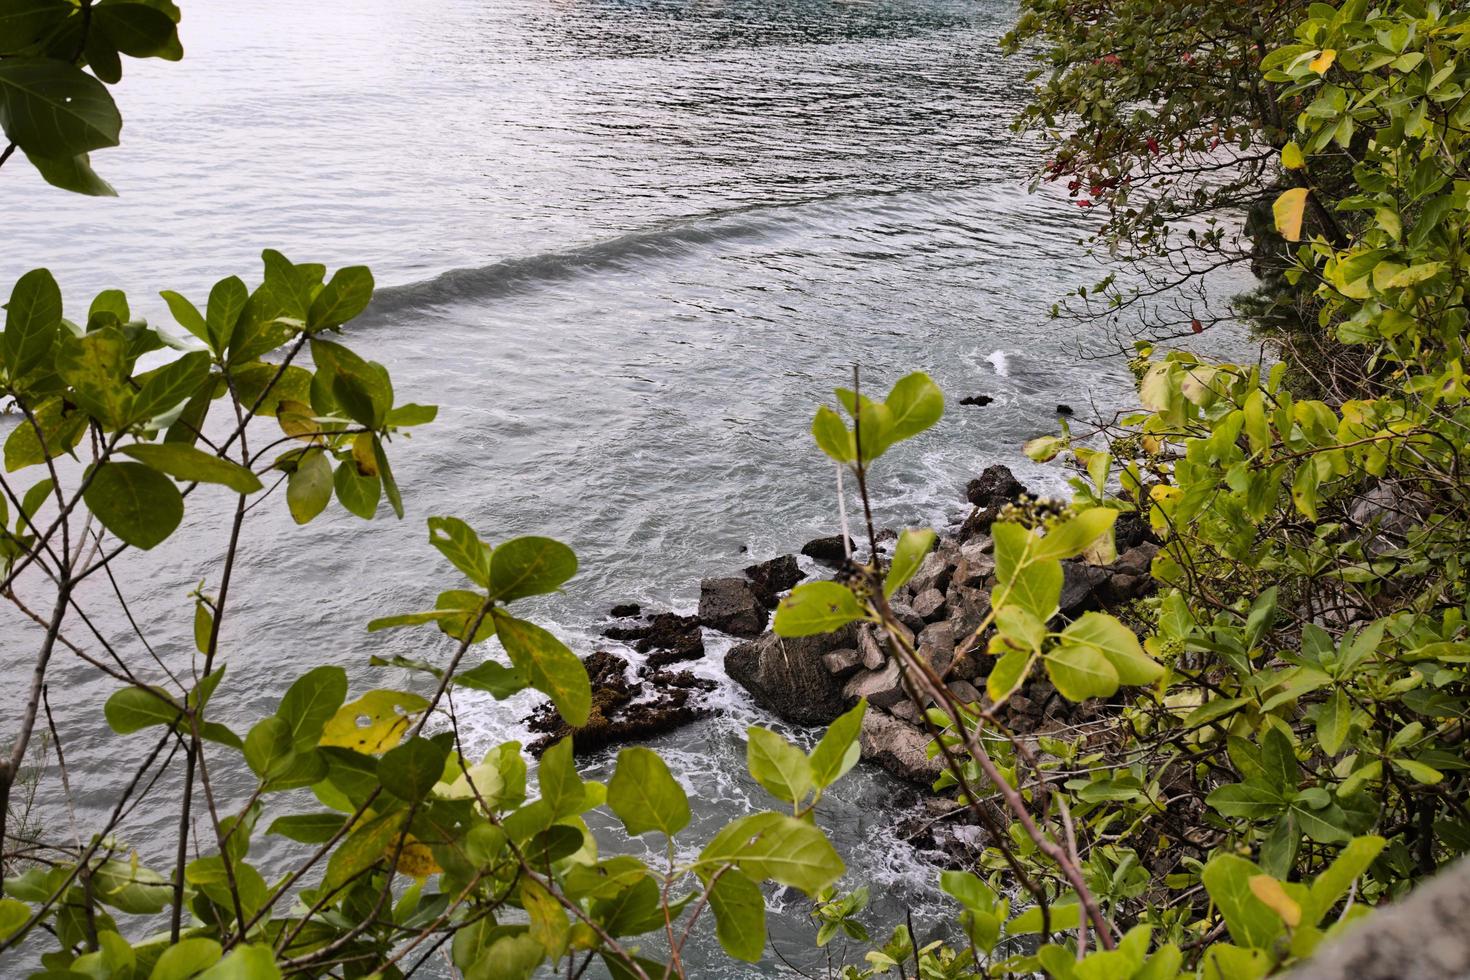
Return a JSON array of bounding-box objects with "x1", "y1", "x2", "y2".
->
[
  {"x1": 526, "y1": 651, "x2": 715, "y2": 756},
  {"x1": 724, "y1": 625, "x2": 857, "y2": 725},
  {"x1": 603, "y1": 612, "x2": 704, "y2": 666},
  {"x1": 742, "y1": 553, "x2": 805, "y2": 606},
  {"x1": 960, "y1": 463, "x2": 1031, "y2": 539},
  {"x1": 697, "y1": 576, "x2": 769, "y2": 637},
  {"x1": 958, "y1": 394, "x2": 994, "y2": 407},
  {"x1": 608, "y1": 602, "x2": 641, "y2": 618},
  {"x1": 800, "y1": 534, "x2": 856, "y2": 565}
]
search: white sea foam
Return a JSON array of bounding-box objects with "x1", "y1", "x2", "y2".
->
[{"x1": 986, "y1": 349, "x2": 1011, "y2": 376}]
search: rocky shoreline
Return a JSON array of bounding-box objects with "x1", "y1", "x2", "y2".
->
[{"x1": 523, "y1": 464, "x2": 1159, "y2": 804}]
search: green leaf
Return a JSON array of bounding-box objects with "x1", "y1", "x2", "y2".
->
[
  {"x1": 698, "y1": 811, "x2": 844, "y2": 895},
  {"x1": 206, "y1": 276, "x2": 248, "y2": 354},
  {"x1": 1207, "y1": 781, "x2": 1286, "y2": 820},
  {"x1": 4, "y1": 267, "x2": 62, "y2": 380},
  {"x1": 333, "y1": 460, "x2": 379, "y2": 519},
  {"x1": 4, "y1": 397, "x2": 86, "y2": 471},
  {"x1": 538, "y1": 736, "x2": 587, "y2": 819},
  {"x1": 1045, "y1": 642, "x2": 1119, "y2": 700},
  {"x1": 148, "y1": 937, "x2": 222, "y2": 980},
  {"x1": 311, "y1": 338, "x2": 391, "y2": 428},
  {"x1": 987, "y1": 648, "x2": 1031, "y2": 702},
  {"x1": 746, "y1": 726, "x2": 814, "y2": 805},
  {"x1": 1304, "y1": 835, "x2": 1384, "y2": 924},
  {"x1": 120, "y1": 442, "x2": 261, "y2": 494},
  {"x1": 487, "y1": 535, "x2": 577, "y2": 602},
  {"x1": 774, "y1": 581, "x2": 866, "y2": 637},
  {"x1": 1032, "y1": 509, "x2": 1118, "y2": 562},
  {"x1": 266, "y1": 812, "x2": 347, "y2": 845},
  {"x1": 1056, "y1": 612, "x2": 1162, "y2": 687},
  {"x1": 276, "y1": 665, "x2": 346, "y2": 750},
  {"x1": 85, "y1": 460, "x2": 183, "y2": 549},
  {"x1": 1007, "y1": 901, "x2": 1081, "y2": 935},
  {"x1": 131, "y1": 350, "x2": 210, "y2": 422},
  {"x1": 244, "y1": 716, "x2": 295, "y2": 779},
  {"x1": 308, "y1": 265, "x2": 374, "y2": 330},
  {"x1": 1315, "y1": 688, "x2": 1351, "y2": 756},
  {"x1": 883, "y1": 372, "x2": 943, "y2": 443},
  {"x1": 1201, "y1": 854, "x2": 1284, "y2": 950},
  {"x1": 104, "y1": 685, "x2": 181, "y2": 734},
  {"x1": 811, "y1": 404, "x2": 854, "y2": 462},
  {"x1": 884, "y1": 528, "x2": 935, "y2": 598},
  {"x1": 379, "y1": 736, "x2": 449, "y2": 802},
  {"x1": 455, "y1": 660, "x2": 528, "y2": 698},
  {"x1": 708, "y1": 868, "x2": 766, "y2": 962},
  {"x1": 56, "y1": 324, "x2": 131, "y2": 426},
  {"x1": 286, "y1": 447, "x2": 332, "y2": 524},
  {"x1": 607, "y1": 746, "x2": 690, "y2": 837},
  {"x1": 370, "y1": 434, "x2": 403, "y2": 518},
  {"x1": 940, "y1": 870, "x2": 998, "y2": 912},
  {"x1": 521, "y1": 876, "x2": 571, "y2": 963},
  {"x1": 808, "y1": 698, "x2": 866, "y2": 789},
  {"x1": 324, "y1": 810, "x2": 407, "y2": 892},
  {"x1": 196, "y1": 944, "x2": 282, "y2": 979},
  {"x1": 0, "y1": 58, "x2": 121, "y2": 157},
  {"x1": 428, "y1": 516, "x2": 492, "y2": 586},
  {"x1": 490, "y1": 610, "x2": 590, "y2": 726},
  {"x1": 93, "y1": 2, "x2": 182, "y2": 59}
]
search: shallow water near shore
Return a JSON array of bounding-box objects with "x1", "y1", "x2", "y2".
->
[{"x1": 1, "y1": 0, "x2": 1250, "y2": 974}]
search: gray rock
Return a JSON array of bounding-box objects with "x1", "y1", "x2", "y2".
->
[
  {"x1": 911, "y1": 588, "x2": 947, "y2": 621},
  {"x1": 725, "y1": 625, "x2": 856, "y2": 724},
  {"x1": 1059, "y1": 563, "x2": 1110, "y2": 615},
  {"x1": 948, "y1": 679, "x2": 982, "y2": 704},
  {"x1": 888, "y1": 600, "x2": 925, "y2": 635},
  {"x1": 860, "y1": 711, "x2": 944, "y2": 785},
  {"x1": 699, "y1": 577, "x2": 769, "y2": 637},
  {"x1": 858, "y1": 625, "x2": 886, "y2": 671},
  {"x1": 800, "y1": 534, "x2": 855, "y2": 565},
  {"x1": 742, "y1": 554, "x2": 805, "y2": 606},
  {"x1": 960, "y1": 537, "x2": 994, "y2": 561},
  {"x1": 918, "y1": 621, "x2": 956, "y2": 675},
  {"x1": 946, "y1": 584, "x2": 991, "y2": 638},
  {"x1": 890, "y1": 699, "x2": 924, "y2": 724},
  {"x1": 843, "y1": 659, "x2": 907, "y2": 710},
  {"x1": 1113, "y1": 543, "x2": 1159, "y2": 577},
  {"x1": 952, "y1": 550, "x2": 996, "y2": 589},
  {"x1": 910, "y1": 551, "x2": 952, "y2": 596},
  {"x1": 822, "y1": 648, "x2": 863, "y2": 679}
]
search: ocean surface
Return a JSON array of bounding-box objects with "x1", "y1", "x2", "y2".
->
[{"x1": 0, "y1": 1, "x2": 1250, "y2": 974}]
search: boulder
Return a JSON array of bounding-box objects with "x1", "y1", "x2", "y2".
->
[
  {"x1": 609, "y1": 603, "x2": 641, "y2": 618},
  {"x1": 725, "y1": 625, "x2": 856, "y2": 725},
  {"x1": 951, "y1": 549, "x2": 996, "y2": 589},
  {"x1": 946, "y1": 584, "x2": 991, "y2": 638},
  {"x1": 910, "y1": 551, "x2": 953, "y2": 596},
  {"x1": 948, "y1": 679, "x2": 982, "y2": 704},
  {"x1": 888, "y1": 600, "x2": 925, "y2": 635},
  {"x1": 960, "y1": 465, "x2": 1032, "y2": 540},
  {"x1": 1059, "y1": 563, "x2": 1110, "y2": 615},
  {"x1": 860, "y1": 711, "x2": 943, "y2": 785},
  {"x1": 1113, "y1": 543, "x2": 1159, "y2": 577},
  {"x1": 742, "y1": 554, "x2": 805, "y2": 606},
  {"x1": 822, "y1": 648, "x2": 863, "y2": 679},
  {"x1": 843, "y1": 659, "x2": 907, "y2": 710},
  {"x1": 959, "y1": 394, "x2": 994, "y2": 407},
  {"x1": 698, "y1": 577, "x2": 768, "y2": 637},
  {"x1": 800, "y1": 534, "x2": 855, "y2": 565},
  {"x1": 857, "y1": 625, "x2": 886, "y2": 671},
  {"x1": 911, "y1": 588, "x2": 947, "y2": 621},
  {"x1": 918, "y1": 621, "x2": 956, "y2": 675}
]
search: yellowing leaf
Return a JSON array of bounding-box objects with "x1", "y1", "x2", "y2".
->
[
  {"x1": 1274, "y1": 188, "x2": 1310, "y2": 242},
  {"x1": 1309, "y1": 49, "x2": 1336, "y2": 74},
  {"x1": 1248, "y1": 874, "x2": 1301, "y2": 927},
  {"x1": 1281, "y1": 142, "x2": 1305, "y2": 170},
  {"x1": 395, "y1": 834, "x2": 442, "y2": 878},
  {"x1": 319, "y1": 689, "x2": 429, "y2": 753}
]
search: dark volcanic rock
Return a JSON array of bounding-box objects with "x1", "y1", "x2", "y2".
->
[
  {"x1": 526, "y1": 652, "x2": 712, "y2": 756},
  {"x1": 609, "y1": 603, "x2": 641, "y2": 618},
  {"x1": 603, "y1": 612, "x2": 704, "y2": 665},
  {"x1": 860, "y1": 711, "x2": 943, "y2": 785},
  {"x1": 800, "y1": 534, "x2": 855, "y2": 565},
  {"x1": 698, "y1": 577, "x2": 768, "y2": 637},
  {"x1": 742, "y1": 554, "x2": 805, "y2": 606},
  {"x1": 1060, "y1": 562, "x2": 1111, "y2": 615},
  {"x1": 1055, "y1": 404, "x2": 1075, "y2": 416},
  {"x1": 959, "y1": 394, "x2": 994, "y2": 407},
  {"x1": 961, "y1": 465, "x2": 1031, "y2": 539},
  {"x1": 725, "y1": 625, "x2": 856, "y2": 724}
]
